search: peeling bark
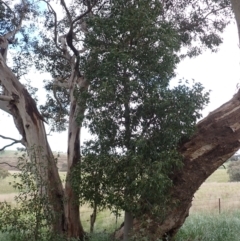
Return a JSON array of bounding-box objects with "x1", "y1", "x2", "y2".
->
[{"x1": 0, "y1": 54, "x2": 66, "y2": 234}]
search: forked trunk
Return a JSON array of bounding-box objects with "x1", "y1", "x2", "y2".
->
[
  {"x1": 115, "y1": 90, "x2": 240, "y2": 240},
  {"x1": 0, "y1": 55, "x2": 85, "y2": 238}
]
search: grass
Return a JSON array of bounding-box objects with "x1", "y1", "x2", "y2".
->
[
  {"x1": 0, "y1": 166, "x2": 239, "y2": 240},
  {"x1": 175, "y1": 211, "x2": 240, "y2": 241}
]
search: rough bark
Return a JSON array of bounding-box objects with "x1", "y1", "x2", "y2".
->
[{"x1": 115, "y1": 90, "x2": 240, "y2": 240}]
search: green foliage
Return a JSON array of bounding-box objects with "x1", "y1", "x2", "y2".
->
[
  {"x1": 80, "y1": 0, "x2": 210, "y2": 219},
  {"x1": 0, "y1": 168, "x2": 10, "y2": 179},
  {"x1": 0, "y1": 149, "x2": 66, "y2": 241},
  {"x1": 227, "y1": 160, "x2": 240, "y2": 182}
]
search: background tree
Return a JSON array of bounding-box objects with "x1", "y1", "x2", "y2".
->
[
  {"x1": 228, "y1": 160, "x2": 240, "y2": 182},
  {"x1": 0, "y1": 167, "x2": 9, "y2": 179}
]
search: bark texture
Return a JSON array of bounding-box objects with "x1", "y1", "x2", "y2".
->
[
  {"x1": 0, "y1": 54, "x2": 66, "y2": 234},
  {"x1": 64, "y1": 77, "x2": 85, "y2": 238},
  {"x1": 115, "y1": 91, "x2": 240, "y2": 240}
]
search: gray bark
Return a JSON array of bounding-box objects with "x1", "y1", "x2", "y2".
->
[
  {"x1": 231, "y1": 0, "x2": 240, "y2": 43},
  {"x1": 123, "y1": 211, "x2": 134, "y2": 241}
]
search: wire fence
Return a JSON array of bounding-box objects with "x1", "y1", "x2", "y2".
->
[
  {"x1": 78, "y1": 196, "x2": 240, "y2": 232},
  {"x1": 191, "y1": 196, "x2": 240, "y2": 214}
]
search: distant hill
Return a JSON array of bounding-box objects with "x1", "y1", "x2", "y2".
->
[{"x1": 0, "y1": 150, "x2": 68, "y2": 171}]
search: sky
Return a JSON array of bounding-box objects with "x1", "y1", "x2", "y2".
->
[{"x1": 0, "y1": 22, "x2": 240, "y2": 153}]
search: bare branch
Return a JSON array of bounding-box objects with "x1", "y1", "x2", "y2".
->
[
  {"x1": 60, "y1": 0, "x2": 72, "y2": 24},
  {"x1": 0, "y1": 161, "x2": 18, "y2": 169},
  {"x1": 64, "y1": 0, "x2": 97, "y2": 78},
  {"x1": 0, "y1": 135, "x2": 23, "y2": 152},
  {"x1": 0, "y1": 141, "x2": 22, "y2": 152},
  {"x1": 41, "y1": 0, "x2": 63, "y2": 52},
  {"x1": 72, "y1": 0, "x2": 98, "y2": 25},
  {"x1": 0, "y1": 95, "x2": 13, "y2": 101},
  {"x1": 0, "y1": 134, "x2": 21, "y2": 142}
]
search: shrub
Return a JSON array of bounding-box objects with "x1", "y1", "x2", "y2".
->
[
  {"x1": 227, "y1": 160, "x2": 240, "y2": 182},
  {"x1": 0, "y1": 168, "x2": 10, "y2": 179}
]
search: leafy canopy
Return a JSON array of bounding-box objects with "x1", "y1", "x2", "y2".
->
[{"x1": 80, "y1": 0, "x2": 210, "y2": 216}]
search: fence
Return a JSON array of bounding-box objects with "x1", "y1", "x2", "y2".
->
[
  {"x1": 78, "y1": 196, "x2": 240, "y2": 233},
  {"x1": 191, "y1": 196, "x2": 240, "y2": 214}
]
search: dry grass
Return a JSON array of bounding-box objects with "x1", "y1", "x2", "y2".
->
[
  {"x1": 0, "y1": 167, "x2": 238, "y2": 223},
  {"x1": 191, "y1": 182, "x2": 240, "y2": 213}
]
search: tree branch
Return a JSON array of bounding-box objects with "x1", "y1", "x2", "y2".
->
[
  {"x1": 41, "y1": 0, "x2": 63, "y2": 53},
  {"x1": 0, "y1": 141, "x2": 22, "y2": 152},
  {"x1": 0, "y1": 135, "x2": 23, "y2": 152},
  {"x1": 0, "y1": 95, "x2": 13, "y2": 101},
  {"x1": 60, "y1": 0, "x2": 72, "y2": 25},
  {"x1": 0, "y1": 0, "x2": 28, "y2": 62},
  {"x1": 0, "y1": 134, "x2": 22, "y2": 142},
  {"x1": 0, "y1": 161, "x2": 18, "y2": 169}
]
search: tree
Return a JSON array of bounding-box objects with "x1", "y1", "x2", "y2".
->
[
  {"x1": 0, "y1": 0, "x2": 239, "y2": 240},
  {"x1": 80, "y1": 1, "x2": 209, "y2": 240},
  {"x1": 227, "y1": 160, "x2": 240, "y2": 181}
]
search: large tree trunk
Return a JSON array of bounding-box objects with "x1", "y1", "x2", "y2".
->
[
  {"x1": 0, "y1": 54, "x2": 66, "y2": 233},
  {"x1": 115, "y1": 2, "x2": 240, "y2": 240},
  {"x1": 115, "y1": 90, "x2": 240, "y2": 240}
]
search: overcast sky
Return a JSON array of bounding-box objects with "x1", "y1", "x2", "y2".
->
[{"x1": 0, "y1": 22, "x2": 240, "y2": 153}]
